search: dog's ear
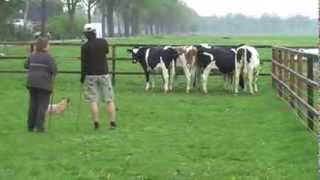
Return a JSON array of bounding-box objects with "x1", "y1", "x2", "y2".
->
[{"x1": 127, "y1": 49, "x2": 133, "y2": 53}]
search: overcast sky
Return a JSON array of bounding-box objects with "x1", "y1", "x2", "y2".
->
[{"x1": 182, "y1": 0, "x2": 318, "y2": 18}]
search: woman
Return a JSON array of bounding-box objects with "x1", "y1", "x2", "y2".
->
[{"x1": 25, "y1": 36, "x2": 57, "y2": 132}]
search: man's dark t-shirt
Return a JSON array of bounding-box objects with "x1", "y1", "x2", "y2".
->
[{"x1": 81, "y1": 38, "x2": 109, "y2": 83}]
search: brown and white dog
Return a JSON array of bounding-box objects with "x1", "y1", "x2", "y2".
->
[{"x1": 46, "y1": 98, "x2": 70, "y2": 116}]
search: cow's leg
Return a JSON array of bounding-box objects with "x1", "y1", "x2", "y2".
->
[
  {"x1": 223, "y1": 74, "x2": 228, "y2": 90},
  {"x1": 162, "y1": 68, "x2": 169, "y2": 93},
  {"x1": 196, "y1": 66, "x2": 201, "y2": 89},
  {"x1": 224, "y1": 73, "x2": 232, "y2": 90},
  {"x1": 247, "y1": 68, "x2": 254, "y2": 94},
  {"x1": 150, "y1": 74, "x2": 155, "y2": 89},
  {"x1": 254, "y1": 67, "x2": 260, "y2": 93},
  {"x1": 183, "y1": 64, "x2": 191, "y2": 93},
  {"x1": 202, "y1": 62, "x2": 214, "y2": 94},
  {"x1": 169, "y1": 61, "x2": 175, "y2": 91},
  {"x1": 144, "y1": 71, "x2": 151, "y2": 91},
  {"x1": 234, "y1": 64, "x2": 241, "y2": 94},
  {"x1": 242, "y1": 71, "x2": 249, "y2": 92},
  {"x1": 190, "y1": 65, "x2": 197, "y2": 88},
  {"x1": 227, "y1": 73, "x2": 233, "y2": 90}
]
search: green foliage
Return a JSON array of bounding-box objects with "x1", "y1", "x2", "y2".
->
[
  {"x1": 0, "y1": 0, "x2": 23, "y2": 25},
  {"x1": 0, "y1": 0, "x2": 24, "y2": 40},
  {"x1": 47, "y1": 15, "x2": 86, "y2": 39}
]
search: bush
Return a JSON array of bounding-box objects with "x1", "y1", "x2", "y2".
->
[
  {"x1": 47, "y1": 15, "x2": 86, "y2": 39},
  {"x1": 0, "y1": 24, "x2": 33, "y2": 41}
]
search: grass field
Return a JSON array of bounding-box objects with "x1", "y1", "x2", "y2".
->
[{"x1": 0, "y1": 35, "x2": 318, "y2": 179}]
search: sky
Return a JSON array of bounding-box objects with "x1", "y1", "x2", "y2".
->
[{"x1": 182, "y1": 0, "x2": 318, "y2": 18}]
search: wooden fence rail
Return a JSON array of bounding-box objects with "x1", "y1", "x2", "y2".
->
[
  {"x1": 0, "y1": 43, "x2": 276, "y2": 84},
  {"x1": 272, "y1": 46, "x2": 319, "y2": 131}
]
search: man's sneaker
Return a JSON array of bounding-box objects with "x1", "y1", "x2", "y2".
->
[
  {"x1": 110, "y1": 121, "x2": 117, "y2": 129},
  {"x1": 94, "y1": 122, "x2": 100, "y2": 130}
]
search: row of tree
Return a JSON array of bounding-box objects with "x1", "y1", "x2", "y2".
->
[
  {"x1": 0, "y1": 0, "x2": 317, "y2": 40},
  {"x1": 198, "y1": 14, "x2": 317, "y2": 36},
  {"x1": 78, "y1": 0, "x2": 198, "y2": 37}
]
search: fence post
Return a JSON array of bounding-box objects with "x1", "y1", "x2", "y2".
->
[
  {"x1": 307, "y1": 57, "x2": 314, "y2": 130},
  {"x1": 289, "y1": 52, "x2": 295, "y2": 108},
  {"x1": 278, "y1": 49, "x2": 283, "y2": 97},
  {"x1": 272, "y1": 48, "x2": 276, "y2": 88},
  {"x1": 296, "y1": 54, "x2": 304, "y2": 118},
  {"x1": 111, "y1": 45, "x2": 116, "y2": 86},
  {"x1": 283, "y1": 50, "x2": 289, "y2": 101}
]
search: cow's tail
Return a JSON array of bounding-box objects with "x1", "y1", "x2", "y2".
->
[{"x1": 243, "y1": 48, "x2": 248, "y2": 74}]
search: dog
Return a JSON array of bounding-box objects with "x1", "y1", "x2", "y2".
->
[{"x1": 46, "y1": 98, "x2": 70, "y2": 116}]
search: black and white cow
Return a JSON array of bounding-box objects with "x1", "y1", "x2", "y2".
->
[
  {"x1": 127, "y1": 46, "x2": 180, "y2": 92},
  {"x1": 195, "y1": 45, "x2": 239, "y2": 94},
  {"x1": 236, "y1": 45, "x2": 260, "y2": 94}
]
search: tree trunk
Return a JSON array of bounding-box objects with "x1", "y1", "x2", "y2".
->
[
  {"x1": 102, "y1": 14, "x2": 106, "y2": 38},
  {"x1": 87, "y1": 4, "x2": 92, "y2": 23},
  {"x1": 106, "y1": 5, "x2": 114, "y2": 37},
  {"x1": 40, "y1": 0, "x2": 47, "y2": 35},
  {"x1": 131, "y1": 10, "x2": 140, "y2": 36},
  {"x1": 144, "y1": 24, "x2": 149, "y2": 35},
  {"x1": 155, "y1": 23, "x2": 160, "y2": 35},
  {"x1": 101, "y1": 3, "x2": 106, "y2": 38},
  {"x1": 68, "y1": 11, "x2": 76, "y2": 36},
  {"x1": 117, "y1": 12, "x2": 122, "y2": 36},
  {"x1": 23, "y1": 0, "x2": 30, "y2": 30},
  {"x1": 122, "y1": 11, "x2": 130, "y2": 37},
  {"x1": 149, "y1": 24, "x2": 153, "y2": 35}
]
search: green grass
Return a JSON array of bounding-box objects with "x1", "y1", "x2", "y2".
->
[{"x1": 0, "y1": 36, "x2": 317, "y2": 179}]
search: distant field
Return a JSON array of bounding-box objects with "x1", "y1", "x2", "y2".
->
[{"x1": 0, "y1": 36, "x2": 317, "y2": 179}]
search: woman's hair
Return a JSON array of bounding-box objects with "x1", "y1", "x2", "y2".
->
[{"x1": 35, "y1": 37, "x2": 49, "y2": 52}]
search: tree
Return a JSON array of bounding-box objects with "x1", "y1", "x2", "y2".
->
[
  {"x1": 64, "y1": 0, "x2": 81, "y2": 36},
  {"x1": 40, "y1": 0, "x2": 47, "y2": 35},
  {"x1": 82, "y1": 0, "x2": 97, "y2": 23},
  {"x1": 23, "y1": 0, "x2": 30, "y2": 29}
]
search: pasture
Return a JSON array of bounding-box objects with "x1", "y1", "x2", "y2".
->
[{"x1": 0, "y1": 36, "x2": 317, "y2": 179}]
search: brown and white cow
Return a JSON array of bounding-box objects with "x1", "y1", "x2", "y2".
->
[{"x1": 172, "y1": 46, "x2": 199, "y2": 93}]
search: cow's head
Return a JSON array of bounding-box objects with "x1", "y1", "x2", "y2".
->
[{"x1": 127, "y1": 47, "x2": 144, "y2": 64}]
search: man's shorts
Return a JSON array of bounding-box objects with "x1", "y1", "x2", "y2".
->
[{"x1": 84, "y1": 75, "x2": 114, "y2": 103}]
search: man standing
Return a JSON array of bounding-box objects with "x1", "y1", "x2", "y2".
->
[{"x1": 81, "y1": 25, "x2": 117, "y2": 130}]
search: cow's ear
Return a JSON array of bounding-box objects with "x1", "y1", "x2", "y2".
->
[{"x1": 127, "y1": 49, "x2": 133, "y2": 53}]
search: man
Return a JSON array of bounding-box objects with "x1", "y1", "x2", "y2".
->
[{"x1": 81, "y1": 25, "x2": 117, "y2": 130}]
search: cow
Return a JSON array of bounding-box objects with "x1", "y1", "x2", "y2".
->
[
  {"x1": 195, "y1": 45, "x2": 239, "y2": 94},
  {"x1": 236, "y1": 45, "x2": 260, "y2": 94},
  {"x1": 127, "y1": 46, "x2": 180, "y2": 93},
  {"x1": 172, "y1": 46, "x2": 199, "y2": 93}
]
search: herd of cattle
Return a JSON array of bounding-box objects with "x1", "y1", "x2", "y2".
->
[{"x1": 127, "y1": 44, "x2": 260, "y2": 94}]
